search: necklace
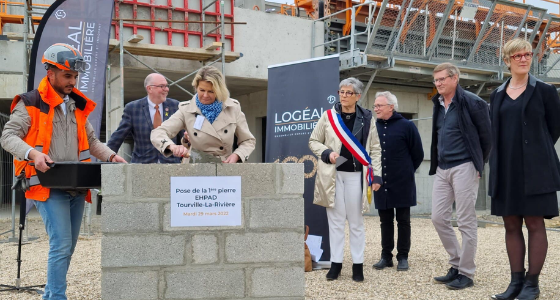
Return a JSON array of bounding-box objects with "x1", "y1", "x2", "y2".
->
[
  {"x1": 343, "y1": 112, "x2": 355, "y2": 119},
  {"x1": 509, "y1": 81, "x2": 528, "y2": 90}
]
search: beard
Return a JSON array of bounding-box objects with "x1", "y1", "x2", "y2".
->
[{"x1": 52, "y1": 80, "x2": 74, "y2": 96}]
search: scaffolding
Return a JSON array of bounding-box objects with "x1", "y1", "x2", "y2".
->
[
  {"x1": 105, "y1": 0, "x2": 243, "y2": 140},
  {"x1": 310, "y1": 0, "x2": 560, "y2": 100}
]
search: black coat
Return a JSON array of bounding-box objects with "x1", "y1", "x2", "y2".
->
[
  {"x1": 429, "y1": 85, "x2": 492, "y2": 175},
  {"x1": 488, "y1": 74, "x2": 560, "y2": 196},
  {"x1": 374, "y1": 113, "x2": 424, "y2": 209}
]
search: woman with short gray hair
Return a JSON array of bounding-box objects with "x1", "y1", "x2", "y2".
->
[{"x1": 309, "y1": 77, "x2": 382, "y2": 282}]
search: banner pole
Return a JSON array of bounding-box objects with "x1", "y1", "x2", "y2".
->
[
  {"x1": 106, "y1": 64, "x2": 111, "y2": 142},
  {"x1": 119, "y1": 19, "x2": 125, "y2": 121},
  {"x1": 22, "y1": 0, "x2": 29, "y2": 93},
  {"x1": 221, "y1": 0, "x2": 225, "y2": 75}
]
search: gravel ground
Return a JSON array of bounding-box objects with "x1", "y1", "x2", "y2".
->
[
  {"x1": 306, "y1": 216, "x2": 560, "y2": 300},
  {"x1": 0, "y1": 217, "x2": 101, "y2": 300},
  {"x1": 1, "y1": 216, "x2": 560, "y2": 300}
]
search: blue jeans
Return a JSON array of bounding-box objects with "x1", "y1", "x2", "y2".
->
[{"x1": 34, "y1": 189, "x2": 85, "y2": 300}]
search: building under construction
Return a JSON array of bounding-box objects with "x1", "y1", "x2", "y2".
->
[{"x1": 2, "y1": 0, "x2": 560, "y2": 214}]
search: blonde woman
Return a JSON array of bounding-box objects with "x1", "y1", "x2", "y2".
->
[
  {"x1": 489, "y1": 38, "x2": 560, "y2": 300},
  {"x1": 151, "y1": 66, "x2": 256, "y2": 163},
  {"x1": 309, "y1": 77, "x2": 382, "y2": 282}
]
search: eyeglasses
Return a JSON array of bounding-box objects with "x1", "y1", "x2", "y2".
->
[
  {"x1": 338, "y1": 91, "x2": 358, "y2": 96},
  {"x1": 433, "y1": 75, "x2": 452, "y2": 85},
  {"x1": 510, "y1": 52, "x2": 533, "y2": 61},
  {"x1": 149, "y1": 84, "x2": 170, "y2": 89},
  {"x1": 373, "y1": 104, "x2": 391, "y2": 109}
]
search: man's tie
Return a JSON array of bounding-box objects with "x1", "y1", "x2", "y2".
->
[{"x1": 153, "y1": 105, "x2": 162, "y2": 128}]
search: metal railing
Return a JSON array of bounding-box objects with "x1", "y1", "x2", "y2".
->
[
  {"x1": 311, "y1": 1, "x2": 376, "y2": 58},
  {"x1": 311, "y1": 0, "x2": 560, "y2": 81}
]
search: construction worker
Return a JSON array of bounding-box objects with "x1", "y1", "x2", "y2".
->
[{"x1": 0, "y1": 43, "x2": 126, "y2": 300}]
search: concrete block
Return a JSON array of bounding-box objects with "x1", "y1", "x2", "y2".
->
[
  {"x1": 0, "y1": 74, "x2": 24, "y2": 100},
  {"x1": 217, "y1": 163, "x2": 275, "y2": 197},
  {"x1": 102, "y1": 235, "x2": 186, "y2": 267},
  {"x1": 225, "y1": 232, "x2": 302, "y2": 263},
  {"x1": 251, "y1": 267, "x2": 305, "y2": 297},
  {"x1": 192, "y1": 234, "x2": 218, "y2": 264},
  {"x1": 102, "y1": 271, "x2": 158, "y2": 300},
  {"x1": 249, "y1": 198, "x2": 303, "y2": 230},
  {"x1": 130, "y1": 163, "x2": 216, "y2": 198},
  {"x1": 278, "y1": 163, "x2": 304, "y2": 194},
  {"x1": 101, "y1": 164, "x2": 127, "y2": 196},
  {"x1": 165, "y1": 269, "x2": 244, "y2": 299},
  {"x1": 101, "y1": 202, "x2": 159, "y2": 233}
]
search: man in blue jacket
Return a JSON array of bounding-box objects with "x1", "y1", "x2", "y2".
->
[
  {"x1": 108, "y1": 73, "x2": 184, "y2": 163},
  {"x1": 429, "y1": 63, "x2": 492, "y2": 290}
]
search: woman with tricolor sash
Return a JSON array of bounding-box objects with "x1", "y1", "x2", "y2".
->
[{"x1": 309, "y1": 77, "x2": 382, "y2": 282}]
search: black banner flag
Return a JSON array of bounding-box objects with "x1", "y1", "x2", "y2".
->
[
  {"x1": 266, "y1": 56, "x2": 339, "y2": 261},
  {"x1": 28, "y1": 0, "x2": 114, "y2": 138}
]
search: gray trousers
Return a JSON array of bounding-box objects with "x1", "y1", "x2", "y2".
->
[{"x1": 431, "y1": 162, "x2": 479, "y2": 279}]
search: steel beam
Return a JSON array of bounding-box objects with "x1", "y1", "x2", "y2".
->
[
  {"x1": 122, "y1": 48, "x2": 193, "y2": 96},
  {"x1": 391, "y1": 0, "x2": 414, "y2": 53},
  {"x1": 512, "y1": 6, "x2": 532, "y2": 39},
  {"x1": 170, "y1": 57, "x2": 222, "y2": 88},
  {"x1": 545, "y1": 55, "x2": 560, "y2": 76},
  {"x1": 467, "y1": 0, "x2": 497, "y2": 62},
  {"x1": 476, "y1": 82, "x2": 486, "y2": 95},
  {"x1": 535, "y1": 15, "x2": 554, "y2": 57},
  {"x1": 528, "y1": 15, "x2": 544, "y2": 45},
  {"x1": 364, "y1": 0, "x2": 389, "y2": 55},
  {"x1": 359, "y1": 69, "x2": 378, "y2": 106},
  {"x1": 384, "y1": 0, "x2": 408, "y2": 52},
  {"x1": 426, "y1": 1, "x2": 455, "y2": 60}
]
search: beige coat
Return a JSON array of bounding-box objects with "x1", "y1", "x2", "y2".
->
[
  {"x1": 308, "y1": 109, "x2": 382, "y2": 214},
  {"x1": 151, "y1": 96, "x2": 256, "y2": 162}
]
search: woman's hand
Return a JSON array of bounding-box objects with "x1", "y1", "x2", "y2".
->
[
  {"x1": 372, "y1": 183, "x2": 381, "y2": 191},
  {"x1": 169, "y1": 144, "x2": 190, "y2": 158},
  {"x1": 223, "y1": 153, "x2": 240, "y2": 164},
  {"x1": 329, "y1": 151, "x2": 340, "y2": 164}
]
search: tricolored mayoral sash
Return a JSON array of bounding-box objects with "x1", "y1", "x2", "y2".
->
[{"x1": 326, "y1": 108, "x2": 375, "y2": 203}]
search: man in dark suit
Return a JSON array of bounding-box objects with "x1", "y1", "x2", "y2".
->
[{"x1": 108, "y1": 73, "x2": 184, "y2": 163}]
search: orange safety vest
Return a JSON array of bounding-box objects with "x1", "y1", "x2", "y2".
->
[{"x1": 11, "y1": 76, "x2": 96, "y2": 202}]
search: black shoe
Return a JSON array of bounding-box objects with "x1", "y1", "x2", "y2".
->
[
  {"x1": 491, "y1": 271, "x2": 525, "y2": 300},
  {"x1": 397, "y1": 258, "x2": 409, "y2": 271},
  {"x1": 446, "y1": 274, "x2": 474, "y2": 290},
  {"x1": 326, "y1": 262, "x2": 342, "y2": 281},
  {"x1": 372, "y1": 258, "x2": 393, "y2": 270},
  {"x1": 352, "y1": 263, "x2": 364, "y2": 282},
  {"x1": 434, "y1": 267, "x2": 459, "y2": 284},
  {"x1": 514, "y1": 273, "x2": 540, "y2": 300}
]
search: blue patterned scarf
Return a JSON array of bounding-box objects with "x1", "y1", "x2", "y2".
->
[{"x1": 196, "y1": 95, "x2": 222, "y2": 124}]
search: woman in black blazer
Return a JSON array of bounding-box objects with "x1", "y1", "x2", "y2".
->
[{"x1": 489, "y1": 38, "x2": 560, "y2": 300}]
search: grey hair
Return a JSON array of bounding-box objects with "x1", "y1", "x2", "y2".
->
[
  {"x1": 375, "y1": 91, "x2": 399, "y2": 111},
  {"x1": 144, "y1": 73, "x2": 161, "y2": 89},
  {"x1": 339, "y1": 77, "x2": 363, "y2": 94}
]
